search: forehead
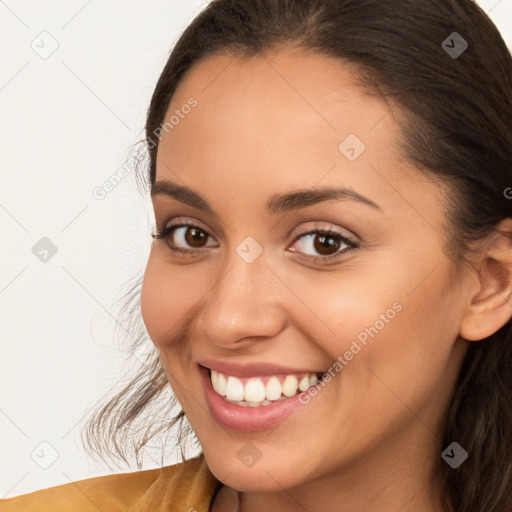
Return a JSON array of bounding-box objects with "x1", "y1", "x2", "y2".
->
[{"x1": 155, "y1": 46, "x2": 441, "y2": 216}]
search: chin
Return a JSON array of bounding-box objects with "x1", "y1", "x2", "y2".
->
[{"x1": 203, "y1": 449, "x2": 313, "y2": 493}]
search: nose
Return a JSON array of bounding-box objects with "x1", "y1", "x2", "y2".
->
[{"x1": 194, "y1": 248, "x2": 286, "y2": 350}]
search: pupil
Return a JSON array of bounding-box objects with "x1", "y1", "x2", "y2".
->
[
  {"x1": 315, "y1": 234, "x2": 339, "y2": 255},
  {"x1": 186, "y1": 228, "x2": 206, "y2": 247}
]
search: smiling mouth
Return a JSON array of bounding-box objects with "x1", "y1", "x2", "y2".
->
[{"x1": 208, "y1": 368, "x2": 323, "y2": 407}]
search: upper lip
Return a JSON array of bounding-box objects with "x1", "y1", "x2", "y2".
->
[{"x1": 198, "y1": 359, "x2": 323, "y2": 378}]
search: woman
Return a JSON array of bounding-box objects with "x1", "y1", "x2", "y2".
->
[{"x1": 2, "y1": 0, "x2": 511, "y2": 511}]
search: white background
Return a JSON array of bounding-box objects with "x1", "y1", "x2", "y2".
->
[{"x1": 1, "y1": 0, "x2": 511, "y2": 498}]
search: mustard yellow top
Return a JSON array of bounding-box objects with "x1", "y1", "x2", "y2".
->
[{"x1": 0, "y1": 454, "x2": 222, "y2": 512}]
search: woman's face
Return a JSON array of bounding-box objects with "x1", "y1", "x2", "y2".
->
[{"x1": 141, "y1": 47, "x2": 470, "y2": 498}]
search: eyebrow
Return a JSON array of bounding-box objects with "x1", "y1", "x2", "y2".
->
[{"x1": 151, "y1": 179, "x2": 381, "y2": 214}]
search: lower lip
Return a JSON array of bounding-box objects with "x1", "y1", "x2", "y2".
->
[{"x1": 199, "y1": 365, "x2": 315, "y2": 432}]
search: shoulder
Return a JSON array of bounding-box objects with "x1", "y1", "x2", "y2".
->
[{"x1": 0, "y1": 454, "x2": 220, "y2": 512}]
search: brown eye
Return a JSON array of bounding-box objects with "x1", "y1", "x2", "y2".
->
[
  {"x1": 153, "y1": 223, "x2": 217, "y2": 253},
  {"x1": 313, "y1": 233, "x2": 343, "y2": 255},
  {"x1": 183, "y1": 226, "x2": 208, "y2": 248},
  {"x1": 290, "y1": 229, "x2": 358, "y2": 262}
]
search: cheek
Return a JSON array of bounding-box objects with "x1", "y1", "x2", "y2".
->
[
  {"x1": 277, "y1": 261, "x2": 407, "y2": 357},
  {"x1": 140, "y1": 252, "x2": 204, "y2": 348},
  {"x1": 289, "y1": 253, "x2": 459, "y2": 387},
  {"x1": 293, "y1": 261, "x2": 461, "y2": 455},
  {"x1": 342, "y1": 261, "x2": 461, "y2": 420},
  {"x1": 314, "y1": 252, "x2": 457, "y2": 358}
]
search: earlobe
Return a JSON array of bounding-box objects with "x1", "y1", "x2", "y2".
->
[{"x1": 459, "y1": 218, "x2": 512, "y2": 342}]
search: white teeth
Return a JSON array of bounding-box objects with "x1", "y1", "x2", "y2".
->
[
  {"x1": 210, "y1": 369, "x2": 323, "y2": 406},
  {"x1": 234, "y1": 399, "x2": 273, "y2": 407},
  {"x1": 216, "y1": 372, "x2": 227, "y2": 396},
  {"x1": 265, "y1": 376, "x2": 282, "y2": 401},
  {"x1": 211, "y1": 370, "x2": 219, "y2": 392},
  {"x1": 282, "y1": 375, "x2": 299, "y2": 397},
  {"x1": 245, "y1": 401, "x2": 263, "y2": 407},
  {"x1": 298, "y1": 375, "x2": 310, "y2": 391},
  {"x1": 225, "y1": 376, "x2": 244, "y2": 401},
  {"x1": 244, "y1": 378, "x2": 266, "y2": 402}
]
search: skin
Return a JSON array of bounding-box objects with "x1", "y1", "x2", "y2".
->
[{"x1": 140, "y1": 46, "x2": 512, "y2": 512}]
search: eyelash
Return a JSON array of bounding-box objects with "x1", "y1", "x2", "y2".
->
[{"x1": 151, "y1": 222, "x2": 360, "y2": 263}]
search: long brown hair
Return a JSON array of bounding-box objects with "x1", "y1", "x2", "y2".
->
[{"x1": 82, "y1": 1, "x2": 512, "y2": 510}]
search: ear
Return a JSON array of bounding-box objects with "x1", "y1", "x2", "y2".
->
[{"x1": 459, "y1": 218, "x2": 512, "y2": 341}]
